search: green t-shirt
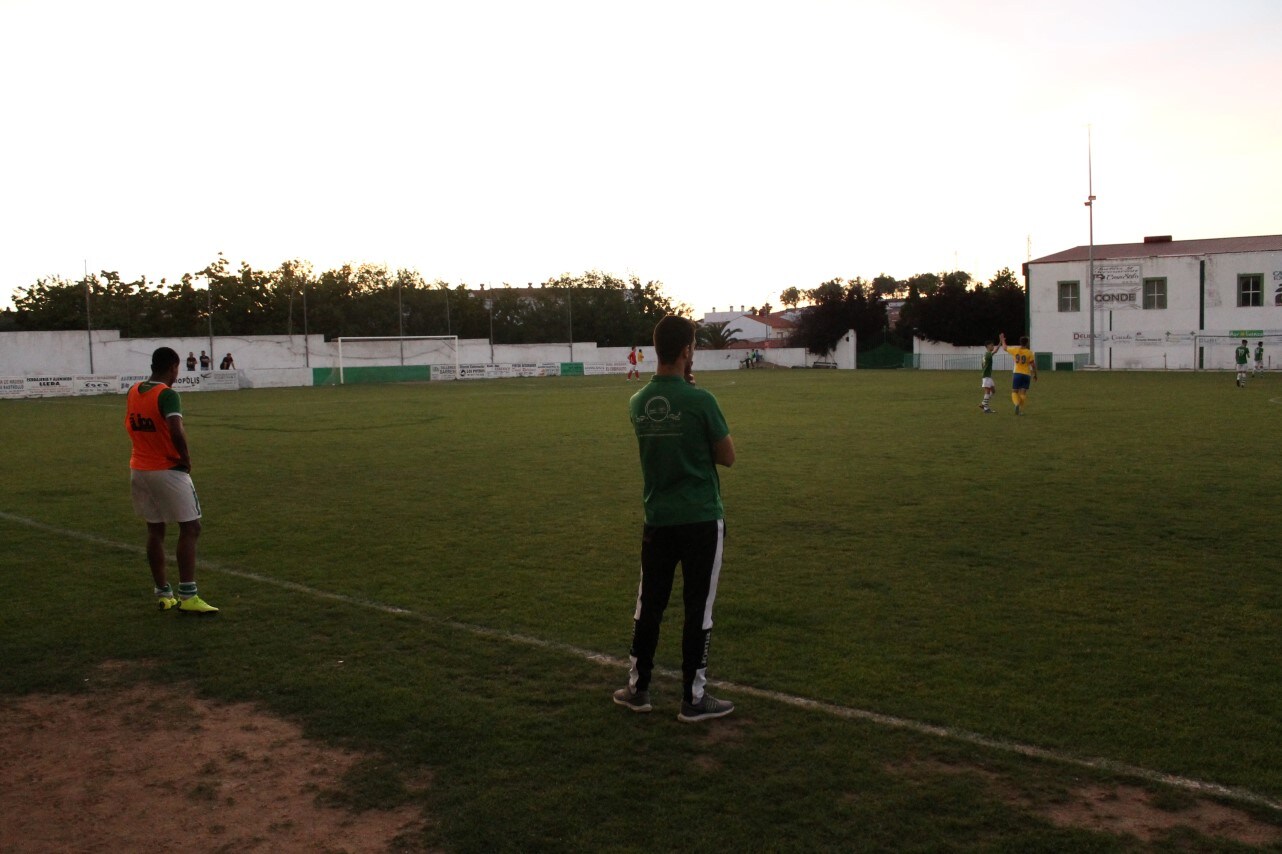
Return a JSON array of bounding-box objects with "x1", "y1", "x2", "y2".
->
[
  {"x1": 1255, "y1": 345, "x2": 1264, "y2": 361},
  {"x1": 630, "y1": 374, "x2": 730, "y2": 526},
  {"x1": 1236, "y1": 345, "x2": 1250, "y2": 365},
  {"x1": 981, "y1": 350, "x2": 994, "y2": 378}
]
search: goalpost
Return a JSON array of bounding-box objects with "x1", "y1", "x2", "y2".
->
[
  {"x1": 1191, "y1": 332, "x2": 1282, "y2": 372},
  {"x1": 335, "y1": 336, "x2": 460, "y2": 383}
]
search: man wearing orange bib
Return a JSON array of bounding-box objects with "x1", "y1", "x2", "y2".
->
[
  {"x1": 125, "y1": 347, "x2": 218, "y2": 614},
  {"x1": 999, "y1": 333, "x2": 1038, "y2": 416}
]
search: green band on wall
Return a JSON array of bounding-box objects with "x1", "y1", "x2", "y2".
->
[{"x1": 313, "y1": 365, "x2": 433, "y2": 385}]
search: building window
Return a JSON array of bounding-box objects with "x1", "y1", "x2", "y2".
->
[
  {"x1": 1142, "y1": 278, "x2": 1167, "y2": 310},
  {"x1": 1058, "y1": 281, "x2": 1080, "y2": 312},
  {"x1": 1238, "y1": 274, "x2": 1263, "y2": 307}
]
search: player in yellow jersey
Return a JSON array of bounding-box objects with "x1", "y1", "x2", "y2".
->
[{"x1": 998, "y1": 333, "x2": 1037, "y2": 415}]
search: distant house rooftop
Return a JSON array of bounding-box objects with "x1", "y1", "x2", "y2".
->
[
  {"x1": 1025, "y1": 234, "x2": 1282, "y2": 272},
  {"x1": 752, "y1": 313, "x2": 796, "y2": 331}
]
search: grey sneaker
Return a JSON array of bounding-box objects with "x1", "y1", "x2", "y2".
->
[
  {"x1": 612, "y1": 686, "x2": 652, "y2": 713},
  {"x1": 677, "y1": 693, "x2": 734, "y2": 722}
]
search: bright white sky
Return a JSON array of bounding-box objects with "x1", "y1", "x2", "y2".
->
[{"x1": 2, "y1": 0, "x2": 1279, "y2": 316}]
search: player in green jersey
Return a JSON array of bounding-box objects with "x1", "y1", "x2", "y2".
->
[
  {"x1": 979, "y1": 342, "x2": 996, "y2": 413},
  {"x1": 1254, "y1": 341, "x2": 1264, "y2": 377},
  {"x1": 1235, "y1": 340, "x2": 1250, "y2": 387}
]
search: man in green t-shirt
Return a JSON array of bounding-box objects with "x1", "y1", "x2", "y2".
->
[
  {"x1": 979, "y1": 342, "x2": 996, "y2": 413},
  {"x1": 614, "y1": 315, "x2": 737, "y2": 723},
  {"x1": 1235, "y1": 340, "x2": 1250, "y2": 387},
  {"x1": 1254, "y1": 341, "x2": 1264, "y2": 377}
]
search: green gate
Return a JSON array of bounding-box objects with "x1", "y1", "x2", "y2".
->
[{"x1": 857, "y1": 343, "x2": 911, "y2": 369}]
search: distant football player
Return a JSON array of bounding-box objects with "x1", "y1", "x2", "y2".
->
[
  {"x1": 1254, "y1": 341, "x2": 1264, "y2": 377},
  {"x1": 999, "y1": 333, "x2": 1038, "y2": 415},
  {"x1": 1235, "y1": 340, "x2": 1250, "y2": 387},
  {"x1": 626, "y1": 345, "x2": 640, "y2": 381},
  {"x1": 979, "y1": 342, "x2": 997, "y2": 413}
]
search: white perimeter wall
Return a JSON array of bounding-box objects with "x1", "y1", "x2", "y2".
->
[
  {"x1": 1, "y1": 329, "x2": 854, "y2": 388},
  {"x1": 0, "y1": 330, "x2": 322, "y2": 378},
  {"x1": 913, "y1": 338, "x2": 1014, "y2": 371}
]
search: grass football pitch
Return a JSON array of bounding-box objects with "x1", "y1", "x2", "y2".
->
[{"x1": 2, "y1": 369, "x2": 1280, "y2": 850}]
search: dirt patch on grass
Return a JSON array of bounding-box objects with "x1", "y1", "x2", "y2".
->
[
  {"x1": 0, "y1": 662, "x2": 431, "y2": 853},
  {"x1": 687, "y1": 712, "x2": 748, "y2": 772},
  {"x1": 1042, "y1": 784, "x2": 1281, "y2": 846},
  {"x1": 888, "y1": 757, "x2": 1282, "y2": 847}
]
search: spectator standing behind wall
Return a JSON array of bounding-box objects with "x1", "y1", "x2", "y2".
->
[
  {"x1": 199, "y1": 351, "x2": 211, "y2": 370},
  {"x1": 186, "y1": 352, "x2": 197, "y2": 371},
  {"x1": 219, "y1": 353, "x2": 235, "y2": 370}
]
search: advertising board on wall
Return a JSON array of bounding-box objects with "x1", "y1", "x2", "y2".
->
[
  {"x1": 1071, "y1": 330, "x2": 1196, "y2": 349},
  {"x1": 0, "y1": 375, "x2": 122, "y2": 399},
  {"x1": 120, "y1": 372, "x2": 238, "y2": 392},
  {"x1": 0, "y1": 372, "x2": 239, "y2": 400},
  {"x1": 20, "y1": 376, "x2": 77, "y2": 397},
  {"x1": 72, "y1": 375, "x2": 116, "y2": 395},
  {"x1": 1093, "y1": 263, "x2": 1143, "y2": 310},
  {"x1": 510, "y1": 363, "x2": 564, "y2": 378},
  {"x1": 170, "y1": 371, "x2": 240, "y2": 392},
  {"x1": 457, "y1": 364, "x2": 494, "y2": 380}
]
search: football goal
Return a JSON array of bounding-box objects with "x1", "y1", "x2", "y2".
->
[
  {"x1": 1191, "y1": 332, "x2": 1282, "y2": 372},
  {"x1": 335, "y1": 336, "x2": 460, "y2": 383}
]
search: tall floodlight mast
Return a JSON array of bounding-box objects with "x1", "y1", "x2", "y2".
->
[{"x1": 1084, "y1": 125, "x2": 1098, "y2": 369}]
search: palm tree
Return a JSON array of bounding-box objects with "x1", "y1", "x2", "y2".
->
[{"x1": 696, "y1": 320, "x2": 743, "y2": 350}]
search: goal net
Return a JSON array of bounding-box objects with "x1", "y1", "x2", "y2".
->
[
  {"x1": 1192, "y1": 332, "x2": 1282, "y2": 372},
  {"x1": 335, "y1": 336, "x2": 460, "y2": 383}
]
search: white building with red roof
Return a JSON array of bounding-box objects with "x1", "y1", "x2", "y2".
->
[
  {"x1": 1025, "y1": 234, "x2": 1282, "y2": 370},
  {"x1": 700, "y1": 307, "x2": 797, "y2": 348}
]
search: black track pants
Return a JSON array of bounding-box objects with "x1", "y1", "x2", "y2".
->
[{"x1": 627, "y1": 519, "x2": 726, "y2": 703}]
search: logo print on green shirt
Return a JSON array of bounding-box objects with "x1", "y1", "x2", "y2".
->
[{"x1": 644, "y1": 396, "x2": 672, "y2": 421}]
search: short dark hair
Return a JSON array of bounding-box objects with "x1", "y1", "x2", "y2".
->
[
  {"x1": 652, "y1": 315, "x2": 696, "y2": 365},
  {"x1": 1019, "y1": 336, "x2": 1030, "y2": 348},
  {"x1": 151, "y1": 347, "x2": 180, "y2": 372}
]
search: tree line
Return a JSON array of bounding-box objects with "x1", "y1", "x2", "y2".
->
[
  {"x1": 1, "y1": 255, "x2": 1026, "y2": 354},
  {"x1": 1, "y1": 256, "x2": 685, "y2": 348},
  {"x1": 783, "y1": 268, "x2": 1026, "y2": 354}
]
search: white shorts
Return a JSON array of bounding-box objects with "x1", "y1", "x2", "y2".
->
[
  {"x1": 131, "y1": 469, "x2": 202, "y2": 524},
  {"x1": 981, "y1": 377, "x2": 995, "y2": 389}
]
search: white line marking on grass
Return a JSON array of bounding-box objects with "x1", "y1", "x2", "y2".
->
[
  {"x1": 3, "y1": 507, "x2": 1279, "y2": 813},
  {"x1": 480, "y1": 385, "x2": 634, "y2": 397},
  {"x1": 40, "y1": 400, "x2": 121, "y2": 408}
]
